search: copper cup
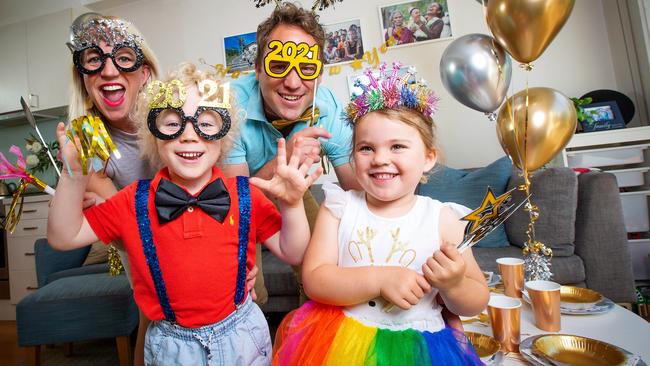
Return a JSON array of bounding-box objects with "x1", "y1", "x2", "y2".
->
[
  {"x1": 525, "y1": 280, "x2": 561, "y2": 332},
  {"x1": 487, "y1": 295, "x2": 522, "y2": 353},
  {"x1": 497, "y1": 257, "x2": 524, "y2": 298}
]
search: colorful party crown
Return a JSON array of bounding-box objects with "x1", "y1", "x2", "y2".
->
[{"x1": 345, "y1": 62, "x2": 440, "y2": 124}]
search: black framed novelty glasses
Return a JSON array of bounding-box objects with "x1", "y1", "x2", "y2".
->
[
  {"x1": 147, "y1": 106, "x2": 231, "y2": 141},
  {"x1": 73, "y1": 43, "x2": 144, "y2": 75}
]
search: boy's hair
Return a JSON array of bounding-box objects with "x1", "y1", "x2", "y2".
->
[
  {"x1": 255, "y1": 2, "x2": 326, "y2": 67},
  {"x1": 135, "y1": 62, "x2": 242, "y2": 169},
  {"x1": 353, "y1": 108, "x2": 438, "y2": 155},
  {"x1": 67, "y1": 15, "x2": 160, "y2": 121}
]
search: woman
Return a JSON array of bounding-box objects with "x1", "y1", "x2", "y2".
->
[
  {"x1": 67, "y1": 14, "x2": 158, "y2": 366},
  {"x1": 384, "y1": 10, "x2": 414, "y2": 45}
]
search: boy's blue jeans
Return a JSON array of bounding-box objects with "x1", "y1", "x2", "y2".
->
[{"x1": 144, "y1": 297, "x2": 271, "y2": 365}]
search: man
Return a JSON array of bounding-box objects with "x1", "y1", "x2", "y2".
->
[{"x1": 222, "y1": 2, "x2": 359, "y2": 303}]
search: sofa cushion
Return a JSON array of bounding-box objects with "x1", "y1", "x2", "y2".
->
[
  {"x1": 46, "y1": 263, "x2": 109, "y2": 285},
  {"x1": 262, "y1": 250, "x2": 298, "y2": 297},
  {"x1": 418, "y1": 156, "x2": 513, "y2": 247},
  {"x1": 506, "y1": 168, "x2": 578, "y2": 257},
  {"x1": 16, "y1": 272, "x2": 138, "y2": 346}
]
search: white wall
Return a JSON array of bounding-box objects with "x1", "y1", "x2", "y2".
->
[
  {"x1": 103, "y1": 0, "x2": 617, "y2": 169},
  {"x1": 2, "y1": 0, "x2": 618, "y2": 169}
]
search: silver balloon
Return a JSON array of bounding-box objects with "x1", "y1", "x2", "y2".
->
[{"x1": 440, "y1": 33, "x2": 512, "y2": 114}]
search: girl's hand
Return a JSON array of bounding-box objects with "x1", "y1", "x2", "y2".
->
[
  {"x1": 379, "y1": 267, "x2": 431, "y2": 310},
  {"x1": 422, "y1": 244, "x2": 466, "y2": 292},
  {"x1": 250, "y1": 138, "x2": 323, "y2": 207},
  {"x1": 56, "y1": 122, "x2": 83, "y2": 175}
]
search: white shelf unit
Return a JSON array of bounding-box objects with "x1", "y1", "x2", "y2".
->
[
  {"x1": 2, "y1": 195, "x2": 49, "y2": 304},
  {"x1": 561, "y1": 126, "x2": 650, "y2": 280}
]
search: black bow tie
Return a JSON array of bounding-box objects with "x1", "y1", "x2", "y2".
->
[{"x1": 154, "y1": 178, "x2": 231, "y2": 224}]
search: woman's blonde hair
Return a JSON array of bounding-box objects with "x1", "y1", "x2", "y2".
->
[
  {"x1": 67, "y1": 15, "x2": 160, "y2": 121},
  {"x1": 135, "y1": 62, "x2": 242, "y2": 170}
]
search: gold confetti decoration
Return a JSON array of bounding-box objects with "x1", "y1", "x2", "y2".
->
[{"x1": 67, "y1": 114, "x2": 120, "y2": 175}]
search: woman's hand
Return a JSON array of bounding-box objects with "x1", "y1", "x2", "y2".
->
[
  {"x1": 422, "y1": 244, "x2": 467, "y2": 292},
  {"x1": 379, "y1": 267, "x2": 431, "y2": 310},
  {"x1": 56, "y1": 122, "x2": 83, "y2": 176},
  {"x1": 250, "y1": 138, "x2": 322, "y2": 208}
]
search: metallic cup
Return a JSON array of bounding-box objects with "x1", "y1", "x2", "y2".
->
[
  {"x1": 497, "y1": 257, "x2": 524, "y2": 298},
  {"x1": 487, "y1": 295, "x2": 522, "y2": 353},
  {"x1": 526, "y1": 280, "x2": 561, "y2": 332}
]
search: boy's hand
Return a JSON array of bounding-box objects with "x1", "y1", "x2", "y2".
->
[
  {"x1": 56, "y1": 122, "x2": 83, "y2": 175},
  {"x1": 422, "y1": 244, "x2": 466, "y2": 292},
  {"x1": 247, "y1": 265, "x2": 258, "y2": 301},
  {"x1": 379, "y1": 267, "x2": 431, "y2": 310},
  {"x1": 250, "y1": 138, "x2": 322, "y2": 207}
]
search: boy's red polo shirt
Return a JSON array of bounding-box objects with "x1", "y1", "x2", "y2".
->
[{"x1": 84, "y1": 167, "x2": 281, "y2": 328}]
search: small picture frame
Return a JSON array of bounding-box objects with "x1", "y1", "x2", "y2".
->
[
  {"x1": 323, "y1": 19, "x2": 365, "y2": 66},
  {"x1": 223, "y1": 31, "x2": 257, "y2": 73},
  {"x1": 580, "y1": 101, "x2": 626, "y2": 132},
  {"x1": 378, "y1": 0, "x2": 453, "y2": 49}
]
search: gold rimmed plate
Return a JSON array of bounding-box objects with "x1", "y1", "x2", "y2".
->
[
  {"x1": 465, "y1": 331, "x2": 501, "y2": 363},
  {"x1": 532, "y1": 334, "x2": 627, "y2": 366},
  {"x1": 560, "y1": 286, "x2": 603, "y2": 310}
]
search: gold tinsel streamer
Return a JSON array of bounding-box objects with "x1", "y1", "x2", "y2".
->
[
  {"x1": 67, "y1": 114, "x2": 121, "y2": 175},
  {"x1": 107, "y1": 244, "x2": 124, "y2": 276},
  {"x1": 3, "y1": 174, "x2": 52, "y2": 234},
  {"x1": 518, "y1": 174, "x2": 553, "y2": 281}
]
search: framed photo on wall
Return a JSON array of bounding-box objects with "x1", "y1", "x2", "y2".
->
[
  {"x1": 379, "y1": 0, "x2": 452, "y2": 48},
  {"x1": 223, "y1": 31, "x2": 257, "y2": 73},
  {"x1": 323, "y1": 19, "x2": 365, "y2": 66}
]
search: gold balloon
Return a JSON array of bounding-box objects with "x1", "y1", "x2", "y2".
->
[
  {"x1": 496, "y1": 87, "x2": 576, "y2": 171},
  {"x1": 487, "y1": 0, "x2": 575, "y2": 63}
]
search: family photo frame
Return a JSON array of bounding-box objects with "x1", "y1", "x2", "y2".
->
[
  {"x1": 223, "y1": 31, "x2": 258, "y2": 73},
  {"x1": 580, "y1": 101, "x2": 626, "y2": 132},
  {"x1": 378, "y1": 0, "x2": 453, "y2": 48}
]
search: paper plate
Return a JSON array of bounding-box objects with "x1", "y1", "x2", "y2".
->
[
  {"x1": 560, "y1": 286, "x2": 603, "y2": 311},
  {"x1": 465, "y1": 332, "x2": 502, "y2": 365},
  {"x1": 533, "y1": 334, "x2": 626, "y2": 366},
  {"x1": 520, "y1": 334, "x2": 645, "y2": 366}
]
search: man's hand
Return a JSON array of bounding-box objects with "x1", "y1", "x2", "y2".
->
[
  {"x1": 250, "y1": 138, "x2": 322, "y2": 207},
  {"x1": 286, "y1": 126, "x2": 332, "y2": 165}
]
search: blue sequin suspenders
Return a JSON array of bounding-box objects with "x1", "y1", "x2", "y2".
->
[{"x1": 135, "y1": 176, "x2": 251, "y2": 323}]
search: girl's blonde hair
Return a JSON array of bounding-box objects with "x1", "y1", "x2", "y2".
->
[
  {"x1": 135, "y1": 62, "x2": 242, "y2": 170},
  {"x1": 353, "y1": 108, "x2": 438, "y2": 153},
  {"x1": 67, "y1": 15, "x2": 160, "y2": 121}
]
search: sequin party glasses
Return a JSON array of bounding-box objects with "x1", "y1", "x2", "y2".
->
[{"x1": 73, "y1": 43, "x2": 144, "y2": 74}]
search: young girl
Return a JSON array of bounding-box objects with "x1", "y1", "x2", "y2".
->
[
  {"x1": 273, "y1": 63, "x2": 489, "y2": 365},
  {"x1": 48, "y1": 63, "x2": 321, "y2": 365}
]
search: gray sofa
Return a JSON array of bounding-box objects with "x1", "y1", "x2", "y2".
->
[{"x1": 260, "y1": 167, "x2": 637, "y2": 313}]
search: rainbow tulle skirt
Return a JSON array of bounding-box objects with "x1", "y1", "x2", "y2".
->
[{"x1": 273, "y1": 301, "x2": 484, "y2": 366}]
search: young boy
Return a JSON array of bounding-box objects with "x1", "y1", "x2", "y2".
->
[{"x1": 48, "y1": 63, "x2": 321, "y2": 365}]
